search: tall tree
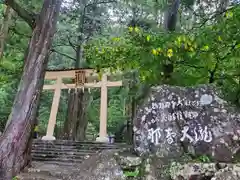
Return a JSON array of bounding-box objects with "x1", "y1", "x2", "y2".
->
[
  {"x1": 64, "y1": 0, "x2": 89, "y2": 141},
  {"x1": 0, "y1": 0, "x2": 61, "y2": 179},
  {"x1": 63, "y1": 0, "x2": 113, "y2": 140},
  {"x1": 0, "y1": 5, "x2": 13, "y2": 59},
  {"x1": 162, "y1": 0, "x2": 181, "y2": 83}
]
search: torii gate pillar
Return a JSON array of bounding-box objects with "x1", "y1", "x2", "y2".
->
[
  {"x1": 96, "y1": 74, "x2": 108, "y2": 142},
  {"x1": 42, "y1": 77, "x2": 62, "y2": 140}
]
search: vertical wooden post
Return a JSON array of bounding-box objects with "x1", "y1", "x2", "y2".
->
[
  {"x1": 42, "y1": 77, "x2": 62, "y2": 140},
  {"x1": 0, "y1": 6, "x2": 13, "y2": 59},
  {"x1": 96, "y1": 74, "x2": 109, "y2": 142}
]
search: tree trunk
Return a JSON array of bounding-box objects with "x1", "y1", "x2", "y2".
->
[
  {"x1": 0, "y1": 0, "x2": 61, "y2": 179},
  {"x1": 64, "y1": 0, "x2": 89, "y2": 141},
  {"x1": 64, "y1": 89, "x2": 88, "y2": 141},
  {"x1": 162, "y1": 0, "x2": 181, "y2": 83},
  {"x1": 76, "y1": 90, "x2": 89, "y2": 141},
  {"x1": 0, "y1": 5, "x2": 13, "y2": 59},
  {"x1": 129, "y1": 97, "x2": 137, "y2": 144},
  {"x1": 73, "y1": 0, "x2": 89, "y2": 141},
  {"x1": 64, "y1": 89, "x2": 78, "y2": 140}
]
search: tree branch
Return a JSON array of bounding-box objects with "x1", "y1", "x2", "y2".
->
[
  {"x1": 193, "y1": 5, "x2": 237, "y2": 29},
  {"x1": 85, "y1": 0, "x2": 117, "y2": 9},
  {"x1": 4, "y1": 0, "x2": 36, "y2": 29},
  {"x1": 67, "y1": 35, "x2": 77, "y2": 52},
  {"x1": 208, "y1": 42, "x2": 238, "y2": 83},
  {"x1": 51, "y1": 48, "x2": 76, "y2": 61},
  {"x1": 208, "y1": 61, "x2": 219, "y2": 83},
  {"x1": 177, "y1": 63, "x2": 206, "y2": 70},
  {"x1": 52, "y1": 44, "x2": 74, "y2": 48},
  {"x1": 9, "y1": 27, "x2": 31, "y2": 38}
]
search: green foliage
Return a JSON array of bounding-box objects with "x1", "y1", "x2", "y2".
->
[
  {"x1": 0, "y1": 1, "x2": 39, "y2": 131},
  {"x1": 163, "y1": 161, "x2": 182, "y2": 178},
  {"x1": 12, "y1": 176, "x2": 19, "y2": 180},
  {"x1": 85, "y1": 5, "x2": 240, "y2": 103},
  {"x1": 123, "y1": 168, "x2": 140, "y2": 177},
  {"x1": 197, "y1": 155, "x2": 211, "y2": 163},
  {"x1": 0, "y1": 48, "x2": 24, "y2": 130}
]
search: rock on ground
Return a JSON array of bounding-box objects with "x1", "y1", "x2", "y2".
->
[
  {"x1": 17, "y1": 161, "x2": 82, "y2": 180},
  {"x1": 168, "y1": 162, "x2": 240, "y2": 180},
  {"x1": 65, "y1": 150, "x2": 126, "y2": 180},
  {"x1": 213, "y1": 169, "x2": 240, "y2": 180},
  {"x1": 134, "y1": 85, "x2": 240, "y2": 163}
]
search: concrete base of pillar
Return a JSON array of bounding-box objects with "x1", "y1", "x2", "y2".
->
[
  {"x1": 42, "y1": 135, "x2": 56, "y2": 141},
  {"x1": 95, "y1": 136, "x2": 109, "y2": 143}
]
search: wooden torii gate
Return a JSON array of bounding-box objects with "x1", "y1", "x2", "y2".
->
[{"x1": 41, "y1": 68, "x2": 122, "y2": 142}]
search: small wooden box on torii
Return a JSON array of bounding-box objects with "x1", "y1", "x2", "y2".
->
[{"x1": 75, "y1": 70, "x2": 88, "y2": 86}]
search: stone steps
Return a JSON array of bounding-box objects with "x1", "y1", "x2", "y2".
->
[
  {"x1": 32, "y1": 144, "x2": 125, "y2": 150},
  {"x1": 32, "y1": 149, "x2": 96, "y2": 155},
  {"x1": 32, "y1": 139, "x2": 127, "y2": 146},
  {"x1": 29, "y1": 161, "x2": 81, "y2": 166},
  {"x1": 31, "y1": 140, "x2": 129, "y2": 164},
  {"x1": 32, "y1": 144, "x2": 120, "y2": 150},
  {"x1": 32, "y1": 148, "x2": 97, "y2": 153},
  {"x1": 17, "y1": 140, "x2": 130, "y2": 179},
  {"x1": 32, "y1": 156, "x2": 84, "y2": 163}
]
